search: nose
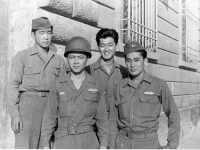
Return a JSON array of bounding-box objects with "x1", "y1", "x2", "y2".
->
[
  {"x1": 43, "y1": 32, "x2": 48, "y2": 39},
  {"x1": 131, "y1": 61, "x2": 136, "y2": 68},
  {"x1": 74, "y1": 57, "x2": 78, "y2": 64}
]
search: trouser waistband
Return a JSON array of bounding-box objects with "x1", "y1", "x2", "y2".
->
[
  {"x1": 55, "y1": 125, "x2": 94, "y2": 139},
  {"x1": 22, "y1": 91, "x2": 49, "y2": 97},
  {"x1": 119, "y1": 129, "x2": 157, "y2": 139}
]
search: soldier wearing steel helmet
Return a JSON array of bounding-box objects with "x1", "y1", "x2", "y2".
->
[
  {"x1": 40, "y1": 36, "x2": 109, "y2": 149},
  {"x1": 7, "y1": 17, "x2": 65, "y2": 148},
  {"x1": 109, "y1": 41, "x2": 180, "y2": 149}
]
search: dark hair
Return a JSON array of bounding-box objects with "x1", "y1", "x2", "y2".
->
[
  {"x1": 125, "y1": 50, "x2": 147, "y2": 59},
  {"x1": 96, "y1": 28, "x2": 119, "y2": 45}
]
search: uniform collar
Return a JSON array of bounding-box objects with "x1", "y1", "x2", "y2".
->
[
  {"x1": 59, "y1": 71, "x2": 96, "y2": 84},
  {"x1": 93, "y1": 58, "x2": 120, "y2": 70},
  {"x1": 122, "y1": 71, "x2": 153, "y2": 88},
  {"x1": 30, "y1": 45, "x2": 55, "y2": 56}
]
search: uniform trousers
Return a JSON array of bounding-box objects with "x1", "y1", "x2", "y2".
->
[
  {"x1": 14, "y1": 93, "x2": 48, "y2": 149},
  {"x1": 53, "y1": 131, "x2": 99, "y2": 149},
  {"x1": 115, "y1": 130, "x2": 161, "y2": 149}
]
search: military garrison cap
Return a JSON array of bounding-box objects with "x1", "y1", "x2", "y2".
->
[
  {"x1": 124, "y1": 41, "x2": 146, "y2": 56},
  {"x1": 64, "y1": 36, "x2": 92, "y2": 58},
  {"x1": 32, "y1": 17, "x2": 52, "y2": 30}
]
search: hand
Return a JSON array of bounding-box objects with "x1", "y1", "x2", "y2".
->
[
  {"x1": 11, "y1": 116, "x2": 23, "y2": 133},
  {"x1": 100, "y1": 146, "x2": 107, "y2": 149}
]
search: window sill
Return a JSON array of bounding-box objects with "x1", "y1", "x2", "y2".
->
[{"x1": 178, "y1": 59, "x2": 198, "y2": 70}]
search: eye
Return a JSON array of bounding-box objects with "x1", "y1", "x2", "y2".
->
[{"x1": 126, "y1": 59, "x2": 131, "y2": 63}]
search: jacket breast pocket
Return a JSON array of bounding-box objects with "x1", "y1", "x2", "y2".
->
[
  {"x1": 139, "y1": 94, "x2": 160, "y2": 117},
  {"x1": 52, "y1": 65, "x2": 61, "y2": 77},
  {"x1": 23, "y1": 66, "x2": 41, "y2": 87},
  {"x1": 59, "y1": 94, "x2": 74, "y2": 117},
  {"x1": 117, "y1": 96, "x2": 129, "y2": 120},
  {"x1": 83, "y1": 93, "x2": 98, "y2": 117}
]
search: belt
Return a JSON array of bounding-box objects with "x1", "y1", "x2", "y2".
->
[
  {"x1": 22, "y1": 91, "x2": 49, "y2": 97},
  {"x1": 120, "y1": 129, "x2": 157, "y2": 139},
  {"x1": 55, "y1": 125, "x2": 94, "y2": 139}
]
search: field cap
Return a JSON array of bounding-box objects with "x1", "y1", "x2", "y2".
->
[
  {"x1": 124, "y1": 41, "x2": 146, "y2": 56},
  {"x1": 32, "y1": 17, "x2": 52, "y2": 30},
  {"x1": 64, "y1": 36, "x2": 92, "y2": 58}
]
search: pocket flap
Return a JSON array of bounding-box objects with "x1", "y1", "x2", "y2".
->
[
  {"x1": 83, "y1": 93, "x2": 97, "y2": 101},
  {"x1": 139, "y1": 95, "x2": 158, "y2": 104},
  {"x1": 118, "y1": 96, "x2": 128, "y2": 105},
  {"x1": 25, "y1": 67, "x2": 41, "y2": 75},
  {"x1": 60, "y1": 93, "x2": 73, "y2": 102}
]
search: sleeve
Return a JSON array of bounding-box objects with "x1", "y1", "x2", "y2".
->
[
  {"x1": 40, "y1": 80, "x2": 59, "y2": 147},
  {"x1": 7, "y1": 52, "x2": 24, "y2": 118},
  {"x1": 95, "y1": 83, "x2": 109, "y2": 147},
  {"x1": 108, "y1": 84, "x2": 119, "y2": 149},
  {"x1": 161, "y1": 82, "x2": 180, "y2": 149}
]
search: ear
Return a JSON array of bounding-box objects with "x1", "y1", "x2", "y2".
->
[
  {"x1": 31, "y1": 32, "x2": 35, "y2": 40},
  {"x1": 144, "y1": 58, "x2": 148, "y2": 66}
]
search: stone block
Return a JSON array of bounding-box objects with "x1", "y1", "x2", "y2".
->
[
  {"x1": 157, "y1": 33, "x2": 179, "y2": 54},
  {"x1": 39, "y1": 0, "x2": 73, "y2": 18},
  {"x1": 39, "y1": 9, "x2": 91, "y2": 45},
  {"x1": 98, "y1": 4, "x2": 115, "y2": 28},
  {"x1": 9, "y1": 0, "x2": 38, "y2": 10},
  {"x1": 179, "y1": 107, "x2": 192, "y2": 126},
  {"x1": 158, "y1": 17, "x2": 179, "y2": 41},
  {"x1": 158, "y1": 0, "x2": 179, "y2": 27},
  {"x1": 181, "y1": 95, "x2": 200, "y2": 108},
  {"x1": 90, "y1": 27, "x2": 100, "y2": 51},
  {"x1": 93, "y1": 0, "x2": 115, "y2": 9},
  {"x1": 180, "y1": 122, "x2": 195, "y2": 139},
  {"x1": 153, "y1": 64, "x2": 179, "y2": 82},
  {"x1": 159, "y1": 0, "x2": 179, "y2": 13},
  {"x1": 73, "y1": 0, "x2": 98, "y2": 26},
  {"x1": 9, "y1": 9, "x2": 37, "y2": 58}
]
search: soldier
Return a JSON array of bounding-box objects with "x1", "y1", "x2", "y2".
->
[
  {"x1": 109, "y1": 41, "x2": 180, "y2": 149},
  {"x1": 40, "y1": 36, "x2": 108, "y2": 149},
  {"x1": 7, "y1": 17, "x2": 65, "y2": 148},
  {"x1": 86, "y1": 28, "x2": 128, "y2": 117}
]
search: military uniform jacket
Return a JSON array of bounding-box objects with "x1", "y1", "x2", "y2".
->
[
  {"x1": 109, "y1": 71, "x2": 180, "y2": 148},
  {"x1": 8, "y1": 45, "x2": 65, "y2": 118},
  {"x1": 86, "y1": 58, "x2": 128, "y2": 112},
  {"x1": 40, "y1": 72, "x2": 109, "y2": 147}
]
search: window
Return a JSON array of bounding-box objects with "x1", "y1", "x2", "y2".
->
[
  {"x1": 179, "y1": 0, "x2": 199, "y2": 69},
  {"x1": 121, "y1": 0, "x2": 158, "y2": 60}
]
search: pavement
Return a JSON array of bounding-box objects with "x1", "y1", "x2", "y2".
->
[{"x1": 178, "y1": 127, "x2": 200, "y2": 149}]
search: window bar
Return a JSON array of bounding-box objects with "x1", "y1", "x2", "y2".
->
[
  {"x1": 185, "y1": 0, "x2": 188, "y2": 62},
  {"x1": 128, "y1": 0, "x2": 131, "y2": 41},
  {"x1": 132, "y1": 0, "x2": 134, "y2": 41},
  {"x1": 151, "y1": 0, "x2": 154, "y2": 52},
  {"x1": 147, "y1": 0, "x2": 150, "y2": 51},
  {"x1": 155, "y1": 0, "x2": 157, "y2": 52},
  {"x1": 141, "y1": 0, "x2": 144, "y2": 46},
  {"x1": 145, "y1": 0, "x2": 147, "y2": 49},
  {"x1": 135, "y1": 0, "x2": 138, "y2": 42}
]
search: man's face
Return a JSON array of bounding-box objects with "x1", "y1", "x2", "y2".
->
[
  {"x1": 32, "y1": 28, "x2": 52, "y2": 49},
  {"x1": 67, "y1": 53, "x2": 87, "y2": 74},
  {"x1": 125, "y1": 52, "x2": 147, "y2": 77},
  {"x1": 98, "y1": 37, "x2": 116, "y2": 61}
]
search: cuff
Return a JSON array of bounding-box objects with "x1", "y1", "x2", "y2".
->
[{"x1": 8, "y1": 108, "x2": 21, "y2": 118}]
